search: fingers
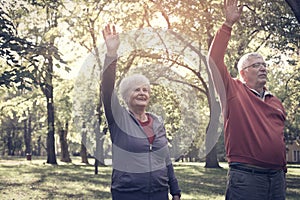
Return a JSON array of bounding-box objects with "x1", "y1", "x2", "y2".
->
[
  {"x1": 102, "y1": 24, "x2": 117, "y2": 40},
  {"x1": 105, "y1": 24, "x2": 111, "y2": 34},
  {"x1": 102, "y1": 30, "x2": 105, "y2": 40},
  {"x1": 225, "y1": 0, "x2": 238, "y2": 7},
  {"x1": 103, "y1": 24, "x2": 111, "y2": 38},
  {"x1": 112, "y1": 25, "x2": 116, "y2": 35},
  {"x1": 238, "y1": 4, "x2": 244, "y2": 13}
]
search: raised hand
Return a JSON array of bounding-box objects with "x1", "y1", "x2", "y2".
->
[
  {"x1": 224, "y1": 0, "x2": 243, "y2": 27},
  {"x1": 102, "y1": 24, "x2": 120, "y2": 57}
]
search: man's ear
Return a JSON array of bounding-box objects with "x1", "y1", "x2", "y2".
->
[{"x1": 240, "y1": 70, "x2": 246, "y2": 81}]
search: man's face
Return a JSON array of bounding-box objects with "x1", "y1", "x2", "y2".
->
[{"x1": 241, "y1": 57, "x2": 267, "y2": 90}]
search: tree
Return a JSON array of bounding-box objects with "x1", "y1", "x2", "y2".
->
[
  {"x1": 55, "y1": 79, "x2": 73, "y2": 162},
  {"x1": 63, "y1": 0, "x2": 113, "y2": 172},
  {"x1": 22, "y1": 109, "x2": 32, "y2": 155},
  {"x1": 24, "y1": 0, "x2": 68, "y2": 164},
  {"x1": 72, "y1": 66, "x2": 99, "y2": 165},
  {"x1": 285, "y1": 0, "x2": 300, "y2": 23},
  {"x1": 0, "y1": 4, "x2": 43, "y2": 90},
  {"x1": 1, "y1": 0, "x2": 68, "y2": 164},
  {"x1": 38, "y1": 1, "x2": 59, "y2": 165},
  {"x1": 0, "y1": 84, "x2": 46, "y2": 157},
  {"x1": 1, "y1": 110, "x2": 22, "y2": 155},
  {"x1": 267, "y1": 49, "x2": 300, "y2": 144}
]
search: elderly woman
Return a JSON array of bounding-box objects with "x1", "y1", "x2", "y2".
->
[{"x1": 101, "y1": 24, "x2": 181, "y2": 200}]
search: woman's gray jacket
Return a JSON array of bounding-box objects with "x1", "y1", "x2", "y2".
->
[{"x1": 101, "y1": 55, "x2": 181, "y2": 196}]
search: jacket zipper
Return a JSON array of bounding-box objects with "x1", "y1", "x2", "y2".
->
[{"x1": 148, "y1": 142, "x2": 153, "y2": 194}]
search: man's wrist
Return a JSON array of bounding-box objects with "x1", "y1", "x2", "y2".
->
[{"x1": 224, "y1": 21, "x2": 234, "y2": 28}]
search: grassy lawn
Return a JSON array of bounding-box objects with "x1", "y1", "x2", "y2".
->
[{"x1": 0, "y1": 156, "x2": 299, "y2": 200}]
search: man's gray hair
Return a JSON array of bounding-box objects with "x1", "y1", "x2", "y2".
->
[
  {"x1": 119, "y1": 74, "x2": 150, "y2": 104},
  {"x1": 237, "y1": 52, "x2": 264, "y2": 73}
]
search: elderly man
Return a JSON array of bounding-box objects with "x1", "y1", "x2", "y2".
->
[{"x1": 208, "y1": 0, "x2": 287, "y2": 199}]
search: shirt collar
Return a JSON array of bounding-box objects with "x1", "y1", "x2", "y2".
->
[{"x1": 244, "y1": 84, "x2": 272, "y2": 100}]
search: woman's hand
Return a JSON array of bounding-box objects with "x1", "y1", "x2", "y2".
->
[
  {"x1": 102, "y1": 24, "x2": 120, "y2": 57},
  {"x1": 172, "y1": 195, "x2": 180, "y2": 200}
]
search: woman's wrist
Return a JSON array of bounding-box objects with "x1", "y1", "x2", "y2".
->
[{"x1": 106, "y1": 51, "x2": 117, "y2": 57}]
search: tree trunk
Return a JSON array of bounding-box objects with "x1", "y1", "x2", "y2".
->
[
  {"x1": 91, "y1": 22, "x2": 106, "y2": 173},
  {"x1": 7, "y1": 131, "x2": 13, "y2": 156},
  {"x1": 0, "y1": 127, "x2": 4, "y2": 156},
  {"x1": 94, "y1": 126, "x2": 106, "y2": 174},
  {"x1": 28, "y1": 114, "x2": 32, "y2": 154},
  {"x1": 46, "y1": 96, "x2": 57, "y2": 164},
  {"x1": 59, "y1": 122, "x2": 72, "y2": 162},
  {"x1": 94, "y1": 130, "x2": 100, "y2": 174},
  {"x1": 11, "y1": 129, "x2": 16, "y2": 156},
  {"x1": 23, "y1": 112, "x2": 32, "y2": 155},
  {"x1": 205, "y1": 145, "x2": 221, "y2": 168},
  {"x1": 37, "y1": 136, "x2": 41, "y2": 156},
  {"x1": 204, "y1": 21, "x2": 221, "y2": 168},
  {"x1": 45, "y1": 55, "x2": 57, "y2": 164},
  {"x1": 23, "y1": 114, "x2": 28, "y2": 154},
  {"x1": 80, "y1": 122, "x2": 89, "y2": 164},
  {"x1": 204, "y1": 99, "x2": 221, "y2": 168}
]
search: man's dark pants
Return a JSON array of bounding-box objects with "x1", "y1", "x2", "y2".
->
[{"x1": 225, "y1": 165, "x2": 286, "y2": 200}]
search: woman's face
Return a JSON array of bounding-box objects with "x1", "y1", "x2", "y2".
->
[{"x1": 128, "y1": 84, "x2": 150, "y2": 109}]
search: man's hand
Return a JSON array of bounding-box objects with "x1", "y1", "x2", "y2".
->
[
  {"x1": 102, "y1": 24, "x2": 120, "y2": 57},
  {"x1": 224, "y1": 0, "x2": 243, "y2": 28}
]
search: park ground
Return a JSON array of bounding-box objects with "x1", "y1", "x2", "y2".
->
[{"x1": 0, "y1": 156, "x2": 299, "y2": 200}]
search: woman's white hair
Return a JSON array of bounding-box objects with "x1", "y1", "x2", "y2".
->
[{"x1": 119, "y1": 74, "x2": 150, "y2": 104}]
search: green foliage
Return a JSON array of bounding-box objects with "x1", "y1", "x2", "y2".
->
[
  {"x1": 0, "y1": 0, "x2": 67, "y2": 90},
  {"x1": 225, "y1": 0, "x2": 300, "y2": 73},
  {"x1": 55, "y1": 79, "x2": 74, "y2": 126},
  {"x1": 0, "y1": 5, "x2": 38, "y2": 89},
  {"x1": 263, "y1": 47, "x2": 300, "y2": 142},
  {"x1": 0, "y1": 86, "x2": 47, "y2": 156},
  {"x1": 285, "y1": 0, "x2": 300, "y2": 23},
  {"x1": 149, "y1": 85, "x2": 182, "y2": 138}
]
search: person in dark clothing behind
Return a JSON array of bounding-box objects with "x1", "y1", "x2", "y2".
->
[
  {"x1": 101, "y1": 24, "x2": 181, "y2": 200},
  {"x1": 207, "y1": 0, "x2": 287, "y2": 199}
]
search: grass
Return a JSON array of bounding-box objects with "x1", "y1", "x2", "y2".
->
[{"x1": 0, "y1": 156, "x2": 299, "y2": 200}]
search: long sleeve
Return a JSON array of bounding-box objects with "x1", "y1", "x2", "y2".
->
[
  {"x1": 208, "y1": 24, "x2": 232, "y2": 71},
  {"x1": 207, "y1": 24, "x2": 233, "y2": 85},
  {"x1": 167, "y1": 163, "x2": 181, "y2": 197},
  {"x1": 101, "y1": 55, "x2": 118, "y2": 124},
  {"x1": 207, "y1": 24, "x2": 234, "y2": 115}
]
